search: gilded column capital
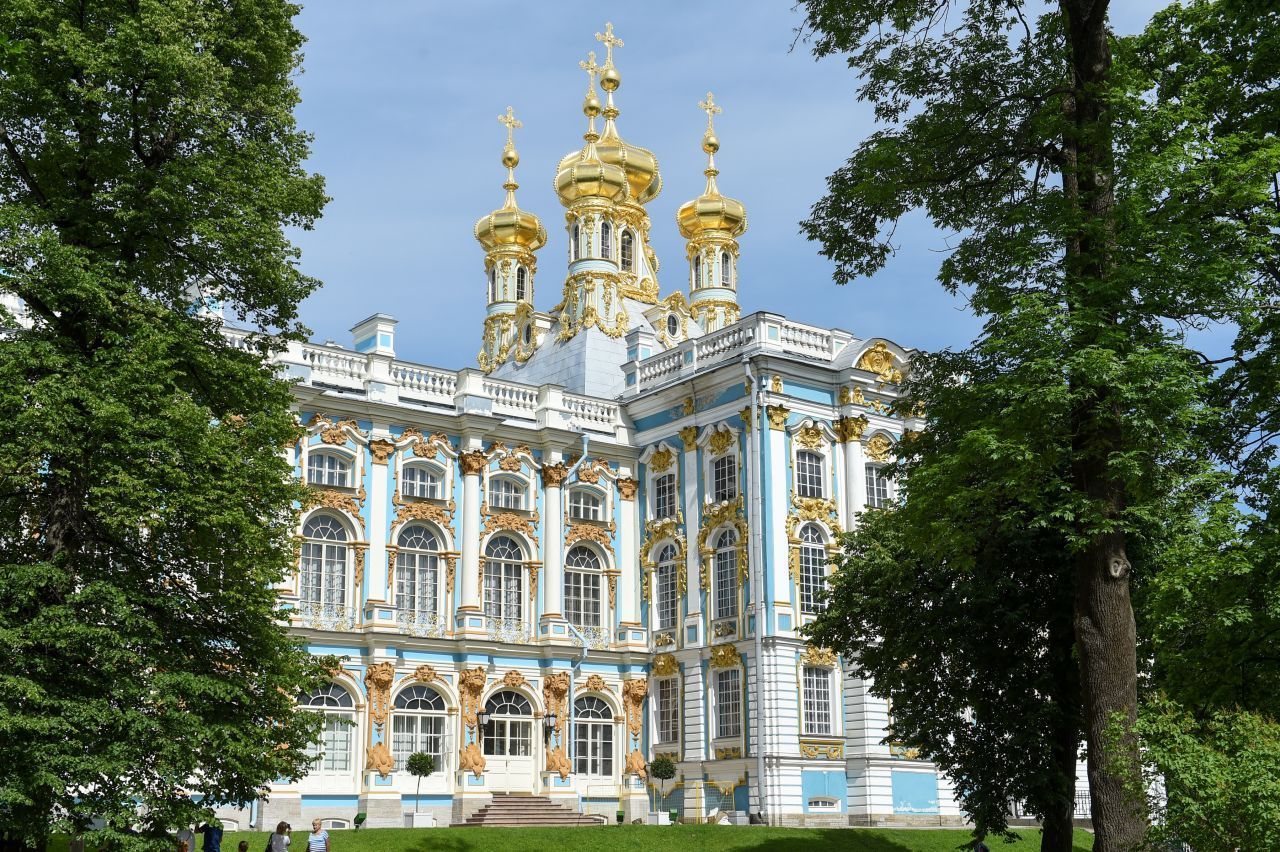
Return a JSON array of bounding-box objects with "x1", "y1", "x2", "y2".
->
[
  {"x1": 766, "y1": 404, "x2": 790, "y2": 431},
  {"x1": 617, "y1": 477, "x2": 638, "y2": 500},
  {"x1": 679, "y1": 425, "x2": 698, "y2": 450},
  {"x1": 835, "y1": 415, "x2": 869, "y2": 443},
  {"x1": 369, "y1": 438, "x2": 395, "y2": 465},
  {"x1": 541, "y1": 462, "x2": 570, "y2": 488},
  {"x1": 459, "y1": 450, "x2": 488, "y2": 476}
]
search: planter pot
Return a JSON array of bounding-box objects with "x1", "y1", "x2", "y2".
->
[
  {"x1": 409, "y1": 812, "x2": 436, "y2": 828},
  {"x1": 647, "y1": 811, "x2": 671, "y2": 825}
]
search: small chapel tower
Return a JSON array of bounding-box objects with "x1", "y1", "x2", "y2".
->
[
  {"x1": 677, "y1": 92, "x2": 747, "y2": 334},
  {"x1": 475, "y1": 107, "x2": 546, "y2": 373}
]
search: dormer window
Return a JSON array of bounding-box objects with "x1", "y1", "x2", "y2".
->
[
  {"x1": 712, "y1": 455, "x2": 737, "y2": 503},
  {"x1": 515, "y1": 266, "x2": 527, "y2": 301},
  {"x1": 401, "y1": 463, "x2": 441, "y2": 499},
  {"x1": 569, "y1": 489, "x2": 602, "y2": 522},
  {"x1": 307, "y1": 452, "x2": 351, "y2": 488},
  {"x1": 488, "y1": 476, "x2": 525, "y2": 510},
  {"x1": 621, "y1": 229, "x2": 635, "y2": 271},
  {"x1": 666, "y1": 314, "x2": 679, "y2": 338},
  {"x1": 600, "y1": 221, "x2": 612, "y2": 259}
]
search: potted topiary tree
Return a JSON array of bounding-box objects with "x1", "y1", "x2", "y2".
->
[
  {"x1": 406, "y1": 751, "x2": 436, "y2": 828},
  {"x1": 648, "y1": 755, "x2": 677, "y2": 825}
]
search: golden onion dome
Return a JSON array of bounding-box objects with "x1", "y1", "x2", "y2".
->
[
  {"x1": 555, "y1": 55, "x2": 629, "y2": 207},
  {"x1": 677, "y1": 93, "x2": 746, "y2": 238},
  {"x1": 557, "y1": 61, "x2": 661, "y2": 205},
  {"x1": 475, "y1": 107, "x2": 547, "y2": 251}
]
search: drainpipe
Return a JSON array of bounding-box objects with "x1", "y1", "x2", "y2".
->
[{"x1": 741, "y1": 356, "x2": 768, "y2": 824}]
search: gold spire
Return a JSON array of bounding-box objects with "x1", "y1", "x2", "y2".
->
[
  {"x1": 596, "y1": 22, "x2": 623, "y2": 98},
  {"x1": 578, "y1": 51, "x2": 602, "y2": 139},
  {"x1": 698, "y1": 91, "x2": 723, "y2": 191},
  {"x1": 677, "y1": 91, "x2": 746, "y2": 239},
  {"x1": 475, "y1": 105, "x2": 546, "y2": 251},
  {"x1": 497, "y1": 105, "x2": 522, "y2": 207}
]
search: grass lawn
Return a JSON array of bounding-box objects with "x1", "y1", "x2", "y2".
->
[{"x1": 53, "y1": 826, "x2": 1094, "y2": 851}]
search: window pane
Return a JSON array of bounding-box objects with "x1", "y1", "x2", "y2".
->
[
  {"x1": 865, "y1": 464, "x2": 890, "y2": 508},
  {"x1": 715, "y1": 670, "x2": 741, "y2": 739},
  {"x1": 657, "y1": 678, "x2": 680, "y2": 744},
  {"x1": 712, "y1": 455, "x2": 737, "y2": 503},
  {"x1": 654, "y1": 474, "x2": 677, "y2": 520},
  {"x1": 715, "y1": 535, "x2": 738, "y2": 620},
  {"x1": 803, "y1": 666, "x2": 833, "y2": 735},
  {"x1": 796, "y1": 451, "x2": 824, "y2": 499},
  {"x1": 657, "y1": 562, "x2": 678, "y2": 630}
]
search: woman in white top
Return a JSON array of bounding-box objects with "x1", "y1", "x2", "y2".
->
[
  {"x1": 268, "y1": 822, "x2": 291, "y2": 852},
  {"x1": 306, "y1": 820, "x2": 329, "y2": 852}
]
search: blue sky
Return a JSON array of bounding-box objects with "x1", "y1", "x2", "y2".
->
[{"x1": 289, "y1": 1, "x2": 1168, "y2": 368}]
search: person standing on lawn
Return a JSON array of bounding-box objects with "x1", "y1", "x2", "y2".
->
[
  {"x1": 268, "y1": 822, "x2": 291, "y2": 852},
  {"x1": 199, "y1": 821, "x2": 223, "y2": 852},
  {"x1": 306, "y1": 819, "x2": 329, "y2": 852}
]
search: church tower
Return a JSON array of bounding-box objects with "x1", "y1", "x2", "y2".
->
[
  {"x1": 677, "y1": 93, "x2": 747, "y2": 334},
  {"x1": 475, "y1": 107, "x2": 546, "y2": 373}
]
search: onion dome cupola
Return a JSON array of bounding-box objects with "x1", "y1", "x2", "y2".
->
[
  {"x1": 677, "y1": 92, "x2": 747, "y2": 334},
  {"x1": 555, "y1": 24, "x2": 663, "y2": 304},
  {"x1": 476, "y1": 106, "x2": 545, "y2": 373},
  {"x1": 554, "y1": 52, "x2": 628, "y2": 208}
]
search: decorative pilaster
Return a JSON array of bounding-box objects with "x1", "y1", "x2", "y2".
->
[
  {"x1": 616, "y1": 475, "x2": 640, "y2": 631},
  {"x1": 458, "y1": 450, "x2": 487, "y2": 621},
  {"x1": 541, "y1": 462, "x2": 568, "y2": 624}
]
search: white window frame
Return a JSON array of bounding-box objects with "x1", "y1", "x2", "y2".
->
[
  {"x1": 573, "y1": 695, "x2": 615, "y2": 777},
  {"x1": 564, "y1": 545, "x2": 603, "y2": 628},
  {"x1": 802, "y1": 665, "x2": 835, "y2": 736},
  {"x1": 654, "y1": 544, "x2": 679, "y2": 630},
  {"x1": 400, "y1": 462, "x2": 443, "y2": 500},
  {"x1": 865, "y1": 462, "x2": 891, "y2": 509},
  {"x1": 483, "y1": 536, "x2": 525, "y2": 621},
  {"x1": 568, "y1": 486, "x2": 604, "y2": 522},
  {"x1": 714, "y1": 668, "x2": 742, "y2": 740},
  {"x1": 300, "y1": 684, "x2": 356, "y2": 775},
  {"x1": 300, "y1": 513, "x2": 350, "y2": 608},
  {"x1": 481, "y1": 690, "x2": 533, "y2": 757},
  {"x1": 656, "y1": 677, "x2": 680, "y2": 745},
  {"x1": 391, "y1": 685, "x2": 447, "y2": 771},
  {"x1": 487, "y1": 474, "x2": 527, "y2": 511},
  {"x1": 795, "y1": 450, "x2": 825, "y2": 499},
  {"x1": 620, "y1": 229, "x2": 635, "y2": 271},
  {"x1": 798, "y1": 524, "x2": 828, "y2": 617},
  {"x1": 713, "y1": 529, "x2": 739, "y2": 621},
  {"x1": 395, "y1": 524, "x2": 441, "y2": 618},
  {"x1": 307, "y1": 450, "x2": 353, "y2": 488},
  {"x1": 699, "y1": 425, "x2": 742, "y2": 507}
]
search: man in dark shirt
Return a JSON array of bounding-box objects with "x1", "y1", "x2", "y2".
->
[{"x1": 198, "y1": 822, "x2": 223, "y2": 852}]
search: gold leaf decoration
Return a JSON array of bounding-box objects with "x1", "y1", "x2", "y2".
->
[
  {"x1": 708, "y1": 428, "x2": 735, "y2": 456},
  {"x1": 796, "y1": 425, "x2": 824, "y2": 449},
  {"x1": 709, "y1": 643, "x2": 739, "y2": 669},
  {"x1": 856, "y1": 341, "x2": 904, "y2": 384},
  {"x1": 653, "y1": 653, "x2": 678, "y2": 677},
  {"x1": 365, "y1": 661, "x2": 396, "y2": 728},
  {"x1": 866, "y1": 433, "x2": 894, "y2": 463},
  {"x1": 800, "y1": 645, "x2": 838, "y2": 667},
  {"x1": 649, "y1": 447, "x2": 674, "y2": 474}
]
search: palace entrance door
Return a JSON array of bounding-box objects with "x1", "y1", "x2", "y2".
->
[{"x1": 481, "y1": 690, "x2": 535, "y2": 793}]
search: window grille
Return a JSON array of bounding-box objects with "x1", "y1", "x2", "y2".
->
[
  {"x1": 802, "y1": 666, "x2": 833, "y2": 735},
  {"x1": 712, "y1": 454, "x2": 737, "y2": 503},
  {"x1": 795, "y1": 450, "x2": 824, "y2": 498}
]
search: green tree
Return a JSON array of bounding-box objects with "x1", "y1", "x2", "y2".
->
[
  {"x1": 0, "y1": 1, "x2": 330, "y2": 849},
  {"x1": 406, "y1": 752, "x2": 435, "y2": 815},
  {"x1": 797, "y1": 1, "x2": 1280, "y2": 849}
]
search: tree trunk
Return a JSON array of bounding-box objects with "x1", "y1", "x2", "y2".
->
[
  {"x1": 1041, "y1": 601, "x2": 1082, "y2": 852},
  {"x1": 1059, "y1": 1, "x2": 1149, "y2": 849}
]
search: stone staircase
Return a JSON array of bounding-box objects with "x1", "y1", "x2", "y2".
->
[{"x1": 457, "y1": 794, "x2": 608, "y2": 827}]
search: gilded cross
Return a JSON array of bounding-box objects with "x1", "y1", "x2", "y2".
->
[
  {"x1": 497, "y1": 105, "x2": 522, "y2": 149},
  {"x1": 595, "y1": 22, "x2": 624, "y2": 67},
  {"x1": 579, "y1": 51, "x2": 600, "y2": 95},
  {"x1": 699, "y1": 91, "x2": 722, "y2": 132}
]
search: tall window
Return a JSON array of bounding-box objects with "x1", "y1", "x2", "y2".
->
[
  {"x1": 307, "y1": 452, "x2": 350, "y2": 487},
  {"x1": 564, "y1": 546, "x2": 602, "y2": 628},
  {"x1": 571, "y1": 223, "x2": 580, "y2": 260},
  {"x1": 300, "y1": 515, "x2": 348, "y2": 608},
  {"x1": 692, "y1": 255, "x2": 701, "y2": 288},
  {"x1": 714, "y1": 669, "x2": 741, "y2": 739},
  {"x1": 655, "y1": 544, "x2": 679, "y2": 630},
  {"x1": 569, "y1": 489, "x2": 602, "y2": 521},
  {"x1": 866, "y1": 464, "x2": 890, "y2": 508},
  {"x1": 396, "y1": 525, "x2": 439, "y2": 617},
  {"x1": 484, "y1": 536, "x2": 524, "y2": 621},
  {"x1": 654, "y1": 473, "x2": 677, "y2": 520},
  {"x1": 798, "y1": 524, "x2": 828, "y2": 616},
  {"x1": 600, "y1": 221, "x2": 612, "y2": 259},
  {"x1": 712, "y1": 454, "x2": 737, "y2": 503},
  {"x1": 656, "y1": 677, "x2": 680, "y2": 744},
  {"x1": 299, "y1": 685, "x2": 354, "y2": 773},
  {"x1": 391, "y1": 685, "x2": 445, "y2": 770},
  {"x1": 720, "y1": 251, "x2": 732, "y2": 286},
  {"x1": 802, "y1": 666, "x2": 834, "y2": 735},
  {"x1": 488, "y1": 476, "x2": 524, "y2": 510},
  {"x1": 795, "y1": 450, "x2": 824, "y2": 499},
  {"x1": 573, "y1": 696, "x2": 614, "y2": 776},
  {"x1": 482, "y1": 690, "x2": 532, "y2": 756},
  {"x1": 620, "y1": 229, "x2": 634, "y2": 271},
  {"x1": 516, "y1": 266, "x2": 527, "y2": 301},
  {"x1": 401, "y1": 464, "x2": 441, "y2": 499},
  {"x1": 488, "y1": 267, "x2": 496, "y2": 301},
  {"x1": 714, "y1": 530, "x2": 739, "y2": 620}
]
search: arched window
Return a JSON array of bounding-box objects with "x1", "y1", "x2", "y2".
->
[
  {"x1": 653, "y1": 473, "x2": 677, "y2": 520},
  {"x1": 396, "y1": 525, "x2": 440, "y2": 618},
  {"x1": 569, "y1": 488, "x2": 602, "y2": 521},
  {"x1": 714, "y1": 529, "x2": 738, "y2": 620},
  {"x1": 666, "y1": 314, "x2": 679, "y2": 338},
  {"x1": 721, "y1": 251, "x2": 732, "y2": 286},
  {"x1": 299, "y1": 684, "x2": 355, "y2": 773},
  {"x1": 600, "y1": 221, "x2": 612, "y2": 259},
  {"x1": 484, "y1": 536, "x2": 524, "y2": 622},
  {"x1": 692, "y1": 255, "x2": 701, "y2": 288},
  {"x1": 798, "y1": 524, "x2": 828, "y2": 616},
  {"x1": 401, "y1": 463, "x2": 441, "y2": 500},
  {"x1": 516, "y1": 266, "x2": 528, "y2": 301},
  {"x1": 307, "y1": 451, "x2": 351, "y2": 488},
  {"x1": 564, "y1": 546, "x2": 602, "y2": 628},
  {"x1": 655, "y1": 544, "x2": 679, "y2": 630},
  {"x1": 301, "y1": 515, "x2": 348, "y2": 609},
  {"x1": 795, "y1": 450, "x2": 824, "y2": 499},
  {"x1": 573, "y1": 696, "x2": 614, "y2": 776},
  {"x1": 712, "y1": 454, "x2": 737, "y2": 503},
  {"x1": 482, "y1": 690, "x2": 532, "y2": 757},
  {"x1": 571, "y1": 223, "x2": 580, "y2": 260},
  {"x1": 488, "y1": 476, "x2": 524, "y2": 510},
  {"x1": 620, "y1": 229, "x2": 634, "y2": 271},
  {"x1": 392, "y1": 685, "x2": 446, "y2": 770}
]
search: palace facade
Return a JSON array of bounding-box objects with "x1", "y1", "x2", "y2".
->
[{"x1": 213, "y1": 24, "x2": 967, "y2": 830}]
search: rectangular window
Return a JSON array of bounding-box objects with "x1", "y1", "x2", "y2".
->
[
  {"x1": 488, "y1": 477, "x2": 524, "y2": 510},
  {"x1": 803, "y1": 666, "x2": 833, "y2": 735},
  {"x1": 796, "y1": 451, "x2": 824, "y2": 498},
  {"x1": 715, "y1": 548, "x2": 738, "y2": 620},
  {"x1": 484, "y1": 563, "x2": 523, "y2": 620},
  {"x1": 712, "y1": 455, "x2": 738, "y2": 503},
  {"x1": 564, "y1": 571, "x2": 601, "y2": 627},
  {"x1": 401, "y1": 465, "x2": 440, "y2": 499},
  {"x1": 715, "y1": 669, "x2": 742, "y2": 739},
  {"x1": 799, "y1": 545, "x2": 827, "y2": 616},
  {"x1": 657, "y1": 678, "x2": 680, "y2": 744},
  {"x1": 656, "y1": 563, "x2": 679, "y2": 630},
  {"x1": 654, "y1": 474, "x2": 677, "y2": 520},
  {"x1": 304, "y1": 712, "x2": 353, "y2": 773},
  {"x1": 391, "y1": 714, "x2": 444, "y2": 770},
  {"x1": 573, "y1": 722, "x2": 613, "y2": 776},
  {"x1": 569, "y1": 489, "x2": 602, "y2": 521},
  {"x1": 865, "y1": 464, "x2": 890, "y2": 509},
  {"x1": 307, "y1": 453, "x2": 350, "y2": 488}
]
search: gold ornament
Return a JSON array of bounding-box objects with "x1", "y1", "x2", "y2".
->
[
  {"x1": 653, "y1": 653, "x2": 678, "y2": 677},
  {"x1": 617, "y1": 477, "x2": 638, "y2": 500},
  {"x1": 739, "y1": 406, "x2": 752, "y2": 432},
  {"x1": 368, "y1": 439, "x2": 395, "y2": 465},
  {"x1": 543, "y1": 671, "x2": 570, "y2": 739},
  {"x1": 392, "y1": 500, "x2": 455, "y2": 531},
  {"x1": 866, "y1": 433, "x2": 893, "y2": 463},
  {"x1": 835, "y1": 415, "x2": 868, "y2": 443},
  {"x1": 708, "y1": 428, "x2": 735, "y2": 456},
  {"x1": 459, "y1": 450, "x2": 488, "y2": 476},
  {"x1": 795, "y1": 425, "x2": 823, "y2": 450},
  {"x1": 766, "y1": 405, "x2": 790, "y2": 431},
  {"x1": 799, "y1": 741, "x2": 844, "y2": 759},
  {"x1": 459, "y1": 741, "x2": 486, "y2": 778},
  {"x1": 541, "y1": 462, "x2": 569, "y2": 488},
  {"x1": 304, "y1": 488, "x2": 361, "y2": 520},
  {"x1": 714, "y1": 747, "x2": 743, "y2": 760},
  {"x1": 412, "y1": 665, "x2": 439, "y2": 683},
  {"x1": 366, "y1": 741, "x2": 395, "y2": 778},
  {"x1": 649, "y1": 447, "x2": 674, "y2": 473},
  {"x1": 503, "y1": 669, "x2": 527, "y2": 689},
  {"x1": 365, "y1": 662, "x2": 395, "y2": 728},
  {"x1": 622, "y1": 677, "x2": 648, "y2": 738},
  {"x1": 459, "y1": 666, "x2": 487, "y2": 730},
  {"x1": 679, "y1": 425, "x2": 698, "y2": 450},
  {"x1": 709, "y1": 643, "x2": 739, "y2": 669},
  {"x1": 483, "y1": 511, "x2": 539, "y2": 545},
  {"x1": 581, "y1": 673, "x2": 610, "y2": 694},
  {"x1": 856, "y1": 342, "x2": 903, "y2": 384},
  {"x1": 625, "y1": 748, "x2": 648, "y2": 779},
  {"x1": 770, "y1": 375, "x2": 783, "y2": 393},
  {"x1": 566, "y1": 521, "x2": 613, "y2": 551},
  {"x1": 800, "y1": 645, "x2": 838, "y2": 668}
]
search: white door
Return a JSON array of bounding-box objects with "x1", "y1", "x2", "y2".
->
[{"x1": 482, "y1": 691, "x2": 536, "y2": 793}]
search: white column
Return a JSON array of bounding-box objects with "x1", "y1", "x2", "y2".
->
[
  {"x1": 458, "y1": 449, "x2": 485, "y2": 613},
  {"x1": 366, "y1": 437, "x2": 393, "y2": 603},
  {"x1": 617, "y1": 474, "x2": 640, "y2": 626},
  {"x1": 680, "y1": 428, "x2": 701, "y2": 625},
  {"x1": 846, "y1": 425, "x2": 867, "y2": 524},
  {"x1": 541, "y1": 461, "x2": 566, "y2": 620},
  {"x1": 767, "y1": 410, "x2": 791, "y2": 611}
]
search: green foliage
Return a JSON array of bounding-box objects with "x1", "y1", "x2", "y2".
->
[
  {"x1": 406, "y1": 752, "x2": 435, "y2": 779},
  {"x1": 0, "y1": 0, "x2": 329, "y2": 849},
  {"x1": 648, "y1": 755, "x2": 676, "y2": 782}
]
